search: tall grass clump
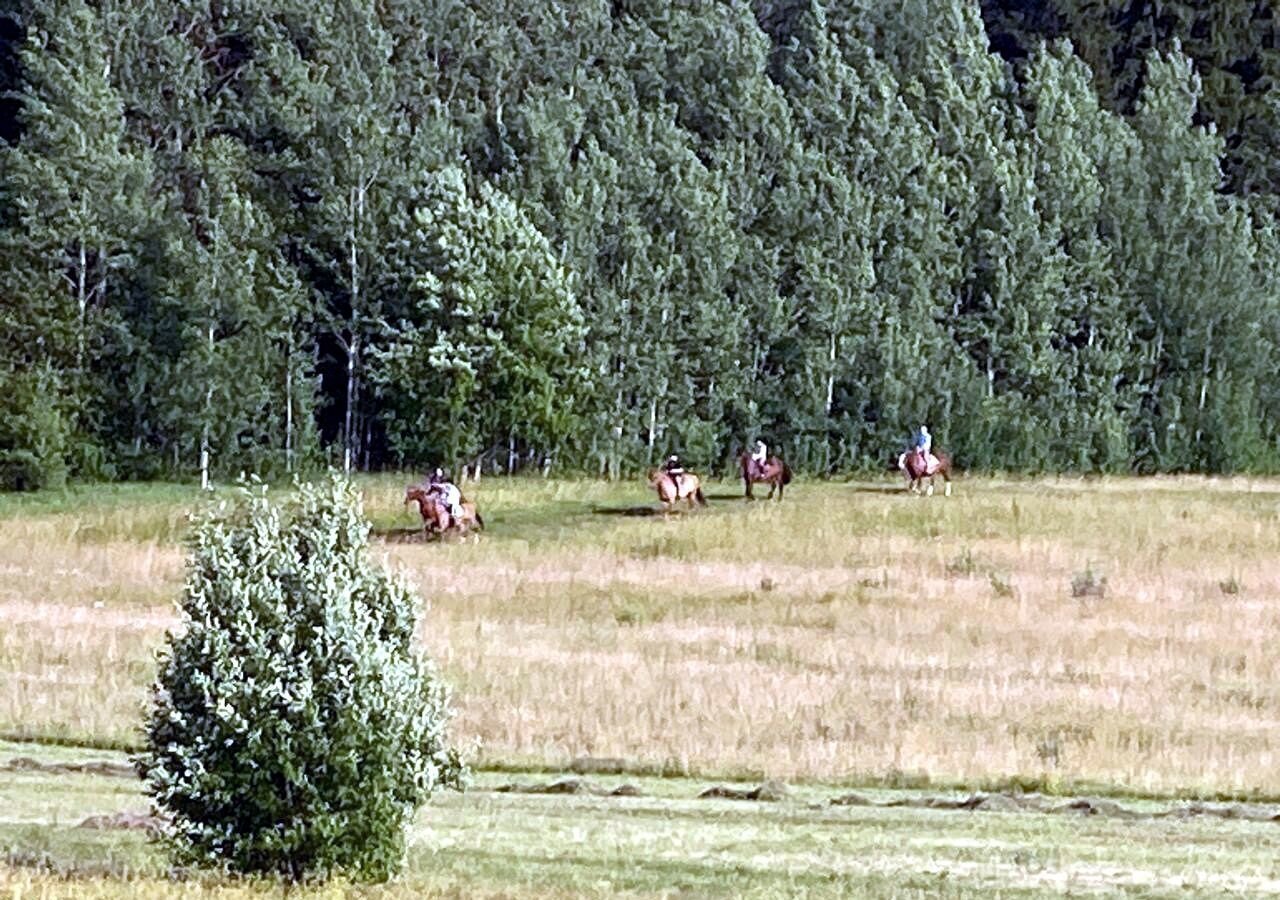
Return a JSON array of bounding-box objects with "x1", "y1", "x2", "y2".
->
[{"x1": 137, "y1": 474, "x2": 465, "y2": 882}]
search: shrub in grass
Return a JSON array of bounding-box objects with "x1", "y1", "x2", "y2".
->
[
  {"x1": 0, "y1": 449, "x2": 57, "y2": 492},
  {"x1": 1070, "y1": 564, "x2": 1107, "y2": 600},
  {"x1": 137, "y1": 474, "x2": 465, "y2": 882}
]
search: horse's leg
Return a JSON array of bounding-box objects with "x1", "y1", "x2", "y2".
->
[
  {"x1": 745, "y1": 476, "x2": 755, "y2": 501},
  {"x1": 925, "y1": 477, "x2": 935, "y2": 497}
]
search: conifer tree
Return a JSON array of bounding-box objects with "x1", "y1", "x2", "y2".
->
[{"x1": 0, "y1": 0, "x2": 152, "y2": 475}]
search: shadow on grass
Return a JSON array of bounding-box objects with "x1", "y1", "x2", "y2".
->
[
  {"x1": 843, "y1": 483, "x2": 907, "y2": 495},
  {"x1": 372, "y1": 525, "x2": 432, "y2": 543},
  {"x1": 590, "y1": 505, "x2": 662, "y2": 518}
]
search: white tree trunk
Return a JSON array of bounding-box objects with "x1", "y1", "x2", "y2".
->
[
  {"x1": 343, "y1": 334, "x2": 357, "y2": 474},
  {"x1": 343, "y1": 181, "x2": 364, "y2": 474},
  {"x1": 1196, "y1": 322, "x2": 1214, "y2": 445},
  {"x1": 201, "y1": 323, "x2": 213, "y2": 490},
  {"x1": 76, "y1": 240, "x2": 88, "y2": 374},
  {"x1": 825, "y1": 332, "x2": 837, "y2": 416},
  {"x1": 284, "y1": 355, "x2": 293, "y2": 473},
  {"x1": 648, "y1": 398, "x2": 657, "y2": 461}
]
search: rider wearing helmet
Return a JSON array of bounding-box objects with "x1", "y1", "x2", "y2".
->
[
  {"x1": 664, "y1": 453, "x2": 686, "y2": 495},
  {"x1": 427, "y1": 467, "x2": 465, "y2": 523}
]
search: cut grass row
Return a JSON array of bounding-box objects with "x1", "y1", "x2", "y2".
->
[{"x1": 4, "y1": 742, "x2": 1280, "y2": 898}]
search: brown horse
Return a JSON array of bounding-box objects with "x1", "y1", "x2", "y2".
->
[
  {"x1": 648, "y1": 470, "x2": 707, "y2": 511},
  {"x1": 404, "y1": 485, "x2": 485, "y2": 536},
  {"x1": 898, "y1": 449, "x2": 953, "y2": 497},
  {"x1": 739, "y1": 453, "x2": 792, "y2": 501}
]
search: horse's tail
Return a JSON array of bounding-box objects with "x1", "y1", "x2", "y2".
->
[
  {"x1": 695, "y1": 487, "x2": 707, "y2": 506},
  {"x1": 781, "y1": 462, "x2": 793, "y2": 485},
  {"x1": 474, "y1": 510, "x2": 485, "y2": 530}
]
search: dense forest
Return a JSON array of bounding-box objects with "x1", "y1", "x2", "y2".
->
[{"x1": 2, "y1": 0, "x2": 1279, "y2": 487}]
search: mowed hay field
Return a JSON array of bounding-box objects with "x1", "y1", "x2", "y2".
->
[
  {"x1": 7, "y1": 741, "x2": 1280, "y2": 899},
  {"x1": 3, "y1": 474, "x2": 1280, "y2": 797}
]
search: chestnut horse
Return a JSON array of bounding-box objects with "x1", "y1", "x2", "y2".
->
[
  {"x1": 739, "y1": 453, "x2": 792, "y2": 501},
  {"x1": 404, "y1": 485, "x2": 485, "y2": 536},
  {"x1": 898, "y1": 449, "x2": 953, "y2": 497},
  {"x1": 648, "y1": 470, "x2": 707, "y2": 511}
]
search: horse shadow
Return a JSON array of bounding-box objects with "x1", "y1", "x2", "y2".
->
[
  {"x1": 591, "y1": 504, "x2": 663, "y2": 518},
  {"x1": 844, "y1": 483, "x2": 905, "y2": 495},
  {"x1": 372, "y1": 525, "x2": 430, "y2": 543}
]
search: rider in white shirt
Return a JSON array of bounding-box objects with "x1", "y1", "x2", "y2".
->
[
  {"x1": 750, "y1": 439, "x2": 768, "y2": 471},
  {"x1": 427, "y1": 467, "x2": 465, "y2": 521},
  {"x1": 915, "y1": 426, "x2": 932, "y2": 456}
]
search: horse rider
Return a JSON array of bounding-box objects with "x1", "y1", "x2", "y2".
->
[
  {"x1": 663, "y1": 454, "x2": 686, "y2": 496},
  {"x1": 913, "y1": 425, "x2": 934, "y2": 471},
  {"x1": 427, "y1": 467, "x2": 466, "y2": 523},
  {"x1": 750, "y1": 438, "x2": 769, "y2": 475}
]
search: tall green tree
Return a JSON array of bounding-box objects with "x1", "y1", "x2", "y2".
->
[
  {"x1": 0, "y1": 0, "x2": 152, "y2": 476},
  {"x1": 370, "y1": 167, "x2": 585, "y2": 471}
]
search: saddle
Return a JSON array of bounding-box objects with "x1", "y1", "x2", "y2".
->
[{"x1": 915, "y1": 450, "x2": 940, "y2": 475}]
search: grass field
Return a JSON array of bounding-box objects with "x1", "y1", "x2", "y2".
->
[
  {"x1": 3, "y1": 471, "x2": 1280, "y2": 895},
  {"x1": 4, "y1": 741, "x2": 1280, "y2": 898}
]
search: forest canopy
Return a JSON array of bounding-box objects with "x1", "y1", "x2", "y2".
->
[{"x1": 2, "y1": 0, "x2": 1278, "y2": 485}]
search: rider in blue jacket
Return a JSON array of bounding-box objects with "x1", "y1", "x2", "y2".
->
[{"x1": 915, "y1": 425, "x2": 932, "y2": 456}]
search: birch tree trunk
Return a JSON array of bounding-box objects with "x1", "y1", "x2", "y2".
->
[
  {"x1": 343, "y1": 182, "x2": 364, "y2": 474},
  {"x1": 201, "y1": 321, "x2": 214, "y2": 490},
  {"x1": 284, "y1": 351, "x2": 293, "y2": 473}
]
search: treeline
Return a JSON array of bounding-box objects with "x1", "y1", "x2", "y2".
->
[{"x1": 2, "y1": 0, "x2": 1279, "y2": 488}]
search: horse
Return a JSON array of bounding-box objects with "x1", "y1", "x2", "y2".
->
[
  {"x1": 648, "y1": 470, "x2": 707, "y2": 511},
  {"x1": 739, "y1": 453, "x2": 792, "y2": 501},
  {"x1": 898, "y1": 448, "x2": 953, "y2": 497},
  {"x1": 404, "y1": 485, "x2": 485, "y2": 536}
]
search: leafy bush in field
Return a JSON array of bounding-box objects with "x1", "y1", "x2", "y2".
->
[
  {"x1": 0, "y1": 449, "x2": 53, "y2": 492},
  {"x1": 137, "y1": 474, "x2": 465, "y2": 882},
  {"x1": 1070, "y1": 564, "x2": 1107, "y2": 599}
]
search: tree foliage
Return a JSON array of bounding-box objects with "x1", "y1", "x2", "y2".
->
[
  {"x1": 2, "y1": 0, "x2": 1279, "y2": 480},
  {"x1": 138, "y1": 475, "x2": 464, "y2": 881}
]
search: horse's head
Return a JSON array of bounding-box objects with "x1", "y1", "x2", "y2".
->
[{"x1": 405, "y1": 484, "x2": 435, "y2": 509}]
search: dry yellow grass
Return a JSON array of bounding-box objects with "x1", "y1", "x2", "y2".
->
[{"x1": 3, "y1": 474, "x2": 1280, "y2": 795}]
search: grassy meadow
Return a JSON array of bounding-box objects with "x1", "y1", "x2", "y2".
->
[
  {"x1": 4, "y1": 471, "x2": 1280, "y2": 895},
  {"x1": 4, "y1": 472, "x2": 1280, "y2": 794}
]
